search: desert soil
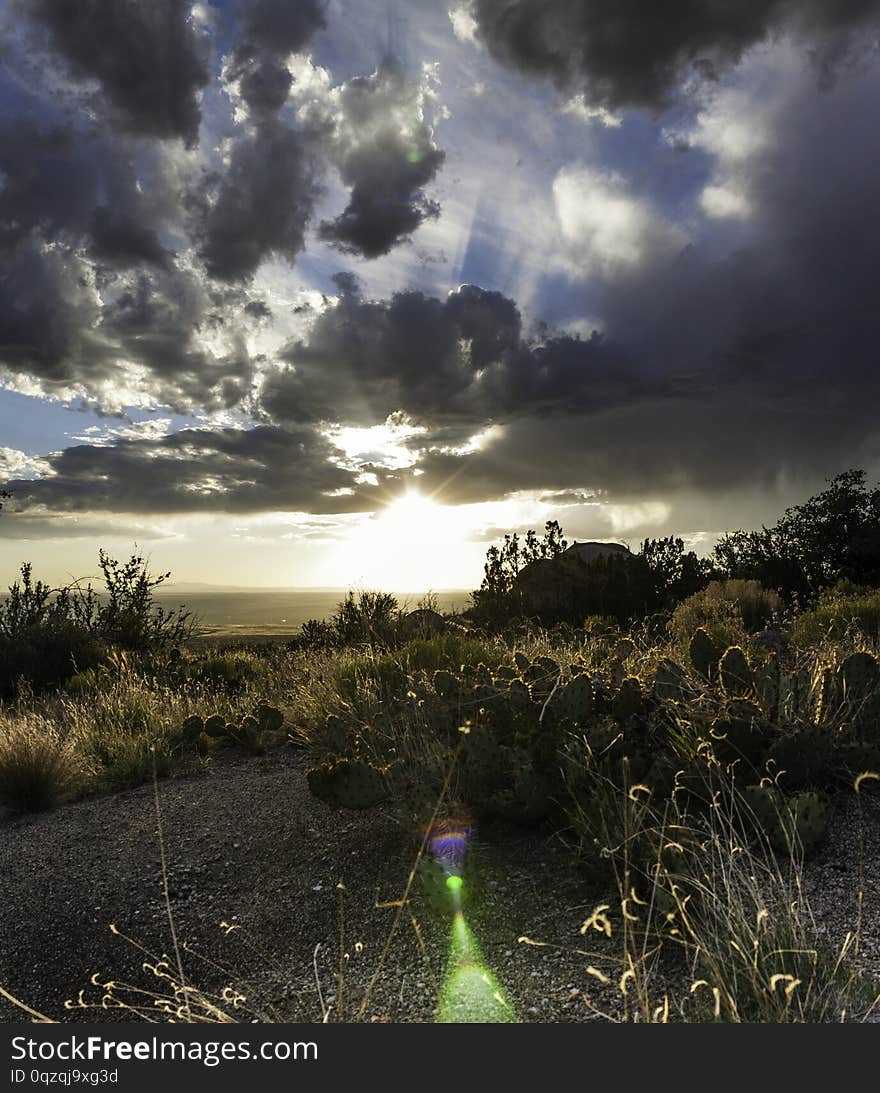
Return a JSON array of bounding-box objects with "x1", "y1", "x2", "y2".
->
[{"x1": 2, "y1": 747, "x2": 879, "y2": 1024}]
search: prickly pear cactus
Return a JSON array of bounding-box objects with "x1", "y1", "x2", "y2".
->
[
  {"x1": 182, "y1": 714, "x2": 204, "y2": 744},
  {"x1": 782, "y1": 791, "x2": 830, "y2": 857},
  {"x1": 838, "y1": 651, "x2": 880, "y2": 702},
  {"x1": 766, "y1": 731, "x2": 832, "y2": 790},
  {"x1": 612, "y1": 677, "x2": 644, "y2": 723},
  {"x1": 753, "y1": 654, "x2": 781, "y2": 721},
  {"x1": 307, "y1": 758, "x2": 388, "y2": 809},
  {"x1": 203, "y1": 713, "x2": 227, "y2": 738},
  {"x1": 254, "y1": 703, "x2": 284, "y2": 734},
  {"x1": 553, "y1": 672, "x2": 594, "y2": 725},
  {"x1": 838, "y1": 652, "x2": 880, "y2": 739},
  {"x1": 709, "y1": 700, "x2": 769, "y2": 770},
  {"x1": 689, "y1": 628, "x2": 720, "y2": 680},
  {"x1": 653, "y1": 658, "x2": 689, "y2": 703},
  {"x1": 719, "y1": 646, "x2": 753, "y2": 697},
  {"x1": 740, "y1": 783, "x2": 784, "y2": 841},
  {"x1": 321, "y1": 714, "x2": 351, "y2": 755},
  {"x1": 740, "y1": 784, "x2": 829, "y2": 857}
]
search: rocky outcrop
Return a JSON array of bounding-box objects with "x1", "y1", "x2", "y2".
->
[
  {"x1": 397, "y1": 608, "x2": 447, "y2": 641},
  {"x1": 514, "y1": 542, "x2": 657, "y2": 625}
]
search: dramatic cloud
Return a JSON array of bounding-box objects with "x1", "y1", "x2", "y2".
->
[
  {"x1": 2, "y1": 425, "x2": 368, "y2": 516},
  {"x1": 318, "y1": 61, "x2": 446, "y2": 258},
  {"x1": 228, "y1": 0, "x2": 326, "y2": 115},
  {"x1": 260, "y1": 281, "x2": 636, "y2": 426},
  {"x1": 467, "y1": 0, "x2": 880, "y2": 110},
  {"x1": 235, "y1": 0, "x2": 326, "y2": 58},
  {"x1": 0, "y1": 231, "x2": 258, "y2": 410},
  {"x1": 196, "y1": 119, "x2": 322, "y2": 281},
  {"x1": 24, "y1": 0, "x2": 211, "y2": 143},
  {"x1": 2, "y1": 0, "x2": 880, "y2": 557}
]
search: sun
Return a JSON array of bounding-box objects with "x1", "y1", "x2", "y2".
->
[
  {"x1": 374, "y1": 491, "x2": 453, "y2": 541},
  {"x1": 346, "y1": 490, "x2": 474, "y2": 590}
]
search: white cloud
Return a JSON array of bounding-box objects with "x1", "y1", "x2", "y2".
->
[
  {"x1": 448, "y1": 5, "x2": 478, "y2": 45},
  {"x1": 553, "y1": 166, "x2": 687, "y2": 276},
  {"x1": 700, "y1": 184, "x2": 752, "y2": 220},
  {"x1": 0, "y1": 447, "x2": 53, "y2": 479},
  {"x1": 562, "y1": 97, "x2": 622, "y2": 128}
]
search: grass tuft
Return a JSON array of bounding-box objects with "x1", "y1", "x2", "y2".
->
[{"x1": 0, "y1": 715, "x2": 84, "y2": 812}]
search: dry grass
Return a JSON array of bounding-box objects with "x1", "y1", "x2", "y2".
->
[{"x1": 0, "y1": 714, "x2": 84, "y2": 812}]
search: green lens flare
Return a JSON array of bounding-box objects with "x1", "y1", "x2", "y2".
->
[
  {"x1": 446, "y1": 875, "x2": 463, "y2": 892},
  {"x1": 436, "y1": 913, "x2": 517, "y2": 1023}
]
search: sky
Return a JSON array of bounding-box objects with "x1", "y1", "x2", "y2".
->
[{"x1": 1, "y1": 0, "x2": 879, "y2": 590}]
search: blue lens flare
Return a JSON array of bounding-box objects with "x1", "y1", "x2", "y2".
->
[{"x1": 424, "y1": 816, "x2": 473, "y2": 877}]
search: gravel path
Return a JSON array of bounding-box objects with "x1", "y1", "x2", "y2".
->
[
  {"x1": 0, "y1": 749, "x2": 599, "y2": 1023},
  {"x1": 2, "y1": 749, "x2": 879, "y2": 1023}
]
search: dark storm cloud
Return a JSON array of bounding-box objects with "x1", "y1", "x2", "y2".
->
[
  {"x1": 234, "y1": 0, "x2": 326, "y2": 58},
  {"x1": 0, "y1": 232, "x2": 256, "y2": 409},
  {"x1": 408, "y1": 388, "x2": 880, "y2": 508},
  {"x1": 90, "y1": 206, "x2": 170, "y2": 269},
  {"x1": 196, "y1": 119, "x2": 322, "y2": 281},
  {"x1": 235, "y1": 56, "x2": 293, "y2": 115},
  {"x1": 228, "y1": 0, "x2": 326, "y2": 115},
  {"x1": 1, "y1": 425, "x2": 366, "y2": 516},
  {"x1": 318, "y1": 61, "x2": 446, "y2": 258},
  {"x1": 24, "y1": 0, "x2": 210, "y2": 143},
  {"x1": 261, "y1": 281, "x2": 640, "y2": 426},
  {"x1": 0, "y1": 102, "x2": 174, "y2": 268},
  {"x1": 262, "y1": 43, "x2": 880, "y2": 514},
  {"x1": 0, "y1": 239, "x2": 104, "y2": 384},
  {"x1": 469, "y1": 0, "x2": 880, "y2": 110}
]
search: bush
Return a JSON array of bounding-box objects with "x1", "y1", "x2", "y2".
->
[
  {"x1": 0, "y1": 564, "x2": 105, "y2": 696},
  {"x1": 0, "y1": 717, "x2": 83, "y2": 812},
  {"x1": 183, "y1": 653, "x2": 263, "y2": 694},
  {"x1": 329, "y1": 633, "x2": 502, "y2": 713},
  {"x1": 0, "y1": 553, "x2": 193, "y2": 696},
  {"x1": 790, "y1": 585, "x2": 880, "y2": 648},
  {"x1": 330, "y1": 590, "x2": 399, "y2": 647},
  {"x1": 669, "y1": 580, "x2": 782, "y2": 647}
]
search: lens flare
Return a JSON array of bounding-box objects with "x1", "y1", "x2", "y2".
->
[
  {"x1": 423, "y1": 816, "x2": 473, "y2": 877},
  {"x1": 436, "y1": 913, "x2": 516, "y2": 1023}
]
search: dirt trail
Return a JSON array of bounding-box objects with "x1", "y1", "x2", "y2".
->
[{"x1": 0, "y1": 749, "x2": 600, "y2": 1023}]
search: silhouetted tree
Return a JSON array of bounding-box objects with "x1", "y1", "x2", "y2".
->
[
  {"x1": 638, "y1": 536, "x2": 713, "y2": 604},
  {"x1": 714, "y1": 470, "x2": 880, "y2": 602},
  {"x1": 470, "y1": 520, "x2": 567, "y2": 624}
]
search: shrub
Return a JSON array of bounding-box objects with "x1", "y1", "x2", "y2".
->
[
  {"x1": 0, "y1": 565, "x2": 105, "y2": 696},
  {"x1": 0, "y1": 717, "x2": 83, "y2": 812},
  {"x1": 330, "y1": 590, "x2": 399, "y2": 647},
  {"x1": 669, "y1": 580, "x2": 782, "y2": 647},
  {"x1": 395, "y1": 633, "x2": 501, "y2": 673},
  {"x1": 96, "y1": 550, "x2": 193, "y2": 652},
  {"x1": 790, "y1": 585, "x2": 880, "y2": 648},
  {"x1": 183, "y1": 653, "x2": 263, "y2": 694},
  {"x1": 0, "y1": 553, "x2": 193, "y2": 695}
]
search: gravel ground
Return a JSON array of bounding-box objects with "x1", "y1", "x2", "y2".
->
[
  {"x1": 0, "y1": 748, "x2": 603, "y2": 1024},
  {"x1": 2, "y1": 750, "x2": 878, "y2": 1024}
]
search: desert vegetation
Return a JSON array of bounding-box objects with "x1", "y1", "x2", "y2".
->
[{"x1": 2, "y1": 472, "x2": 880, "y2": 1022}]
